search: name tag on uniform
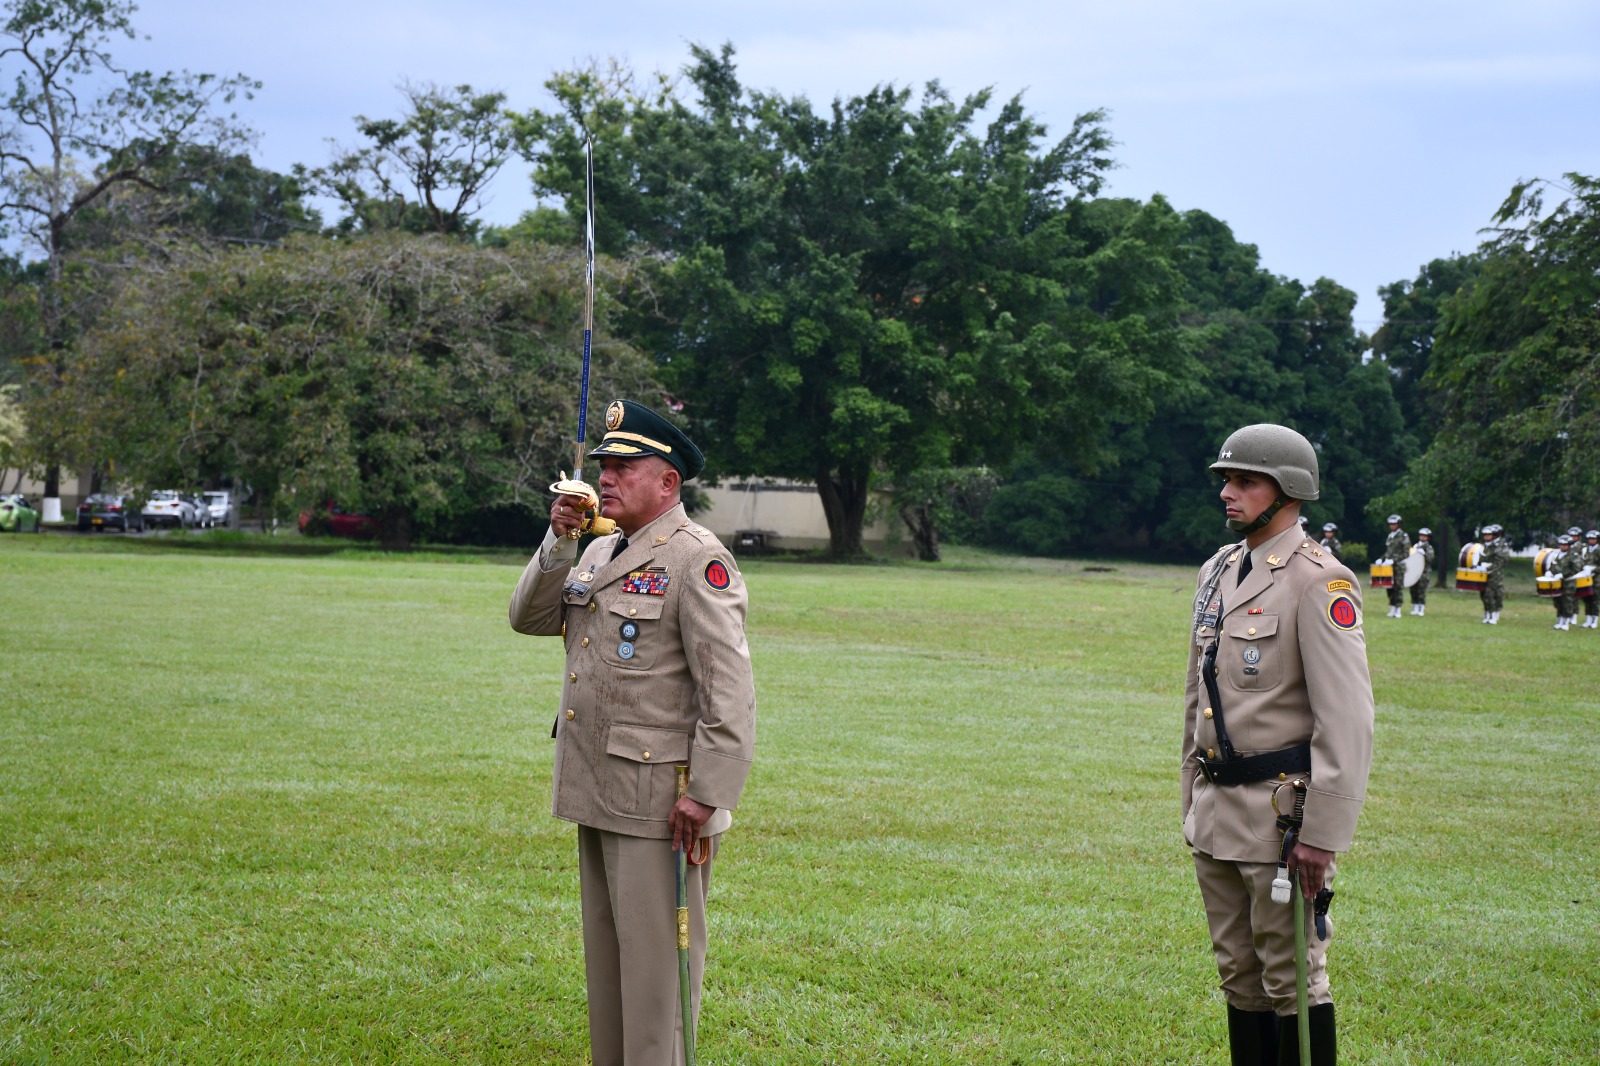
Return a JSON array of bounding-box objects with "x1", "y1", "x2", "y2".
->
[{"x1": 621, "y1": 567, "x2": 670, "y2": 595}]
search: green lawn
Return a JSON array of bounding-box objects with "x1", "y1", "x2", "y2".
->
[{"x1": 1, "y1": 533, "x2": 1595, "y2": 1064}]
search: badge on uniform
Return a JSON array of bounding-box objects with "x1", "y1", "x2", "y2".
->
[
  {"x1": 1243, "y1": 646, "x2": 1261, "y2": 665},
  {"x1": 617, "y1": 642, "x2": 635, "y2": 660},
  {"x1": 704, "y1": 559, "x2": 732, "y2": 591},
  {"x1": 1327, "y1": 594, "x2": 1359, "y2": 630},
  {"x1": 562, "y1": 578, "x2": 593, "y2": 600},
  {"x1": 621, "y1": 567, "x2": 670, "y2": 595}
]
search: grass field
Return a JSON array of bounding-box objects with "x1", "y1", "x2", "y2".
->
[{"x1": 1, "y1": 532, "x2": 1595, "y2": 1064}]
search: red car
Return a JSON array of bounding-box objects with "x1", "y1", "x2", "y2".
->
[{"x1": 298, "y1": 502, "x2": 379, "y2": 539}]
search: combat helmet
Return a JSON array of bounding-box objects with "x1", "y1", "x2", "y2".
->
[{"x1": 1210, "y1": 424, "x2": 1319, "y2": 534}]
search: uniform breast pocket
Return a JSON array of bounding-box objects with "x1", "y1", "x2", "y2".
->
[
  {"x1": 1223, "y1": 614, "x2": 1281, "y2": 691},
  {"x1": 600, "y1": 596, "x2": 666, "y2": 671}
]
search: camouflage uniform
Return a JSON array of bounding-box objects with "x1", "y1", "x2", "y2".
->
[
  {"x1": 1584, "y1": 534, "x2": 1600, "y2": 625},
  {"x1": 1319, "y1": 525, "x2": 1343, "y2": 562},
  {"x1": 1408, "y1": 535, "x2": 1435, "y2": 610},
  {"x1": 1557, "y1": 538, "x2": 1581, "y2": 628},
  {"x1": 1384, "y1": 525, "x2": 1411, "y2": 612},
  {"x1": 1481, "y1": 533, "x2": 1509, "y2": 617}
]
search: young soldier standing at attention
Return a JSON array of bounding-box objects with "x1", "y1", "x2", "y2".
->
[
  {"x1": 1183, "y1": 424, "x2": 1375, "y2": 1066},
  {"x1": 1408, "y1": 528, "x2": 1435, "y2": 616},
  {"x1": 1318, "y1": 523, "x2": 1342, "y2": 562},
  {"x1": 1480, "y1": 524, "x2": 1509, "y2": 624},
  {"x1": 1382, "y1": 515, "x2": 1410, "y2": 619}
]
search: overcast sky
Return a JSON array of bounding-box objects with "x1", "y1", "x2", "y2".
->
[{"x1": 116, "y1": 0, "x2": 1600, "y2": 328}]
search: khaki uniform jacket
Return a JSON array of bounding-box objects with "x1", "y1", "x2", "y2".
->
[
  {"x1": 509, "y1": 503, "x2": 756, "y2": 839},
  {"x1": 1182, "y1": 524, "x2": 1376, "y2": 862}
]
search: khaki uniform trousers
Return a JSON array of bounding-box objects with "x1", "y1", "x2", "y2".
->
[
  {"x1": 1194, "y1": 849, "x2": 1334, "y2": 1015},
  {"x1": 578, "y1": 825, "x2": 720, "y2": 1066}
]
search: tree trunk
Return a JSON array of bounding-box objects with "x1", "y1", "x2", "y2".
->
[
  {"x1": 900, "y1": 502, "x2": 941, "y2": 562},
  {"x1": 816, "y1": 463, "x2": 869, "y2": 560},
  {"x1": 380, "y1": 506, "x2": 414, "y2": 552}
]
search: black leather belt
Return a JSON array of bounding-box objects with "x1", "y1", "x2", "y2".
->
[{"x1": 1197, "y1": 743, "x2": 1311, "y2": 786}]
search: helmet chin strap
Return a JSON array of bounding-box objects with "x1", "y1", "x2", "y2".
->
[{"x1": 1227, "y1": 494, "x2": 1290, "y2": 534}]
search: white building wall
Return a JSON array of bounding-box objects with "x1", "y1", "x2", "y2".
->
[{"x1": 697, "y1": 478, "x2": 911, "y2": 555}]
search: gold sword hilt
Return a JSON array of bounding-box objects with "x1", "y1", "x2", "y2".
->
[{"x1": 549, "y1": 472, "x2": 618, "y2": 538}]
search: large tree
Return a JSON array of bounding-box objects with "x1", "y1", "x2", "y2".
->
[
  {"x1": 986, "y1": 202, "x2": 1410, "y2": 559},
  {"x1": 1382, "y1": 172, "x2": 1600, "y2": 538},
  {"x1": 47, "y1": 234, "x2": 659, "y2": 549},
  {"x1": 0, "y1": 0, "x2": 256, "y2": 510},
  {"x1": 304, "y1": 81, "x2": 513, "y2": 237},
  {"x1": 518, "y1": 44, "x2": 1154, "y2": 558},
  {"x1": 1371, "y1": 254, "x2": 1481, "y2": 438}
]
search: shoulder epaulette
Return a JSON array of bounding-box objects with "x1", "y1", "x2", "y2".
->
[{"x1": 1295, "y1": 539, "x2": 1332, "y2": 567}]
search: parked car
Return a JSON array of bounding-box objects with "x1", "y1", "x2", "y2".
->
[
  {"x1": 0, "y1": 494, "x2": 42, "y2": 533},
  {"x1": 142, "y1": 490, "x2": 199, "y2": 529},
  {"x1": 201, "y1": 490, "x2": 233, "y2": 526},
  {"x1": 76, "y1": 493, "x2": 144, "y2": 532},
  {"x1": 298, "y1": 502, "x2": 379, "y2": 539}
]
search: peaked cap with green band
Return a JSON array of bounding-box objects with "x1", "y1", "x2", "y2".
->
[{"x1": 587, "y1": 399, "x2": 705, "y2": 481}]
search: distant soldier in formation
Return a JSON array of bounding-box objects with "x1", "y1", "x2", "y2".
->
[
  {"x1": 1382, "y1": 515, "x2": 1410, "y2": 619},
  {"x1": 1480, "y1": 524, "x2": 1509, "y2": 624},
  {"x1": 1408, "y1": 528, "x2": 1435, "y2": 616},
  {"x1": 1319, "y1": 522, "x2": 1342, "y2": 561},
  {"x1": 1555, "y1": 532, "x2": 1582, "y2": 630},
  {"x1": 1582, "y1": 530, "x2": 1600, "y2": 629},
  {"x1": 1541, "y1": 532, "x2": 1568, "y2": 628}
]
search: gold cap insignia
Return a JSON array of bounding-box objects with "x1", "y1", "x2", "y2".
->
[{"x1": 605, "y1": 401, "x2": 624, "y2": 431}]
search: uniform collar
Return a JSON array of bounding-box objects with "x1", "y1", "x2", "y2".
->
[
  {"x1": 1228, "y1": 524, "x2": 1306, "y2": 615},
  {"x1": 597, "y1": 502, "x2": 687, "y2": 586}
]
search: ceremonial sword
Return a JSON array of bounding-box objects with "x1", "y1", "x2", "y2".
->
[{"x1": 549, "y1": 136, "x2": 617, "y2": 538}]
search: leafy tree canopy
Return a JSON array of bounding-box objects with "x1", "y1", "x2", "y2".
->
[
  {"x1": 517, "y1": 43, "x2": 1170, "y2": 558},
  {"x1": 1382, "y1": 172, "x2": 1600, "y2": 541},
  {"x1": 45, "y1": 234, "x2": 660, "y2": 548},
  {"x1": 303, "y1": 81, "x2": 513, "y2": 238}
]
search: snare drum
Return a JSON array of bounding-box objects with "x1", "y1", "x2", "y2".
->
[
  {"x1": 1577, "y1": 574, "x2": 1594, "y2": 599},
  {"x1": 1536, "y1": 575, "x2": 1563, "y2": 597},
  {"x1": 1369, "y1": 562, "x2": 1394, "y2": 588},
  {"x1": 1455, "y1": 567, "x2": 1487, "y2": 592}
]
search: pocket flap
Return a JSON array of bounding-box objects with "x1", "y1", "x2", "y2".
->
[
  {"x1": 1224, "y1": 613, "x2": 1278, "y2": 639},
  {"x1": 606, "y1": 724, "x2": 691, "y2": 765},
  {"x1": 607, "y1": 596, "x2": 665, "y2": 621}
]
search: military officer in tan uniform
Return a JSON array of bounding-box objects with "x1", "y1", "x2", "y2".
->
[
  {"x1": 1182, "y1": 424, "x2": 1375, "y2": 1066},
  {"x1": 510, "y1": 399, "x2": 756, "y2": 1066}
]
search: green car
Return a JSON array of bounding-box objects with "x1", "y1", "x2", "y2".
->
[{"x1": 0, "y1": 494, "x2": 42, "y2": 533}]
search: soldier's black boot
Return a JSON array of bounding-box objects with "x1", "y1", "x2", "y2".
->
[
  {"x1": 1226, "y1": 1005, "x2": 1279, "y2": 1066},
  {"x1": 1276, "y1": 1002, "x2": 1335, "y2": 1065}
]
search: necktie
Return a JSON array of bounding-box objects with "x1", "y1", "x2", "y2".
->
[
  {"x1": 1237, "y1": 551, "x2": 1253, "y2": 586},
  {"x1": 611, "y1": 536, "x2": 629, "y2": 560}
]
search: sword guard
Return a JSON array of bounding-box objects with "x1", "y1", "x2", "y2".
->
[{"x1": 550, "y1": 473, "x2": 618, "y2": 538}]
